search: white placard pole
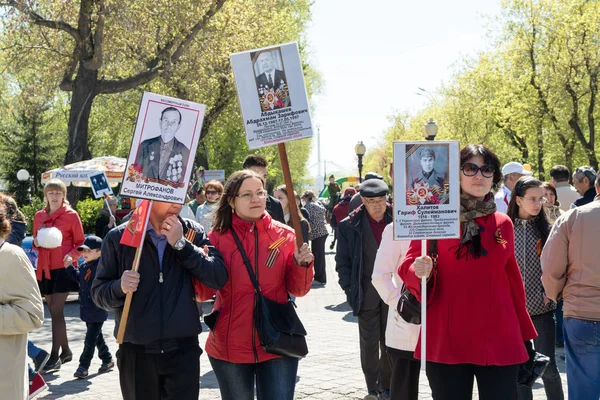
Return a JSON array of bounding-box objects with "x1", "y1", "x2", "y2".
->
[{"x1": 421, "y1": 239, "x2": 427, "y2": 372}]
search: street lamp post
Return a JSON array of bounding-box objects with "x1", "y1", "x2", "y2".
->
[
  {"x1": 16, "y1": 169, "x2": 30, "y2": 206},
  {"x1": 423, "y1": 118, "x2": 438, "y2": 141},
  {"x1": 355, "y1": 141, "x2": 366, "y2": 183}
]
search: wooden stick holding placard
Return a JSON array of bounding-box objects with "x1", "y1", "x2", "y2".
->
[
  {"x1": 116, "y1": 201, "x2": 153, "y2": 344},
  {"x1": 420, "y1": 239, "x2": 427, "y2": 372},
  {"x1": 278, "y1": 143, "x2": 304, "y2": 248}
]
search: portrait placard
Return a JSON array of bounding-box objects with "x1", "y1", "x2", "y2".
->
[
  {"x1": 393, "y1": 141, "x2": 461, "y2": 240},
  {"x1": 230, "y1": 42, "x2": 313, "y2": 149},
  {"x1": 89, "y1": 171, "x2": 113, "y2": 199},
  {"x1": 120, "y1": 92, "x2": 206, "y2": 204}
]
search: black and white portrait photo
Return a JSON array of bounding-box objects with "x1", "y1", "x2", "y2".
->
[
  {"x1": 405, "y1": 144, "x2": 449, "y2": 205},
  {"x1": 134, "y1": 106, "x2": 191, "y2": 184},
  {"x1": 89, "y1": 171, "x2": 112, "y2": 198},
  {"x1": 251, "y1": 48, "x2": 291, "y2": 111}
]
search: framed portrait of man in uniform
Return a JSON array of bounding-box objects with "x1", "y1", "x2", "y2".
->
[
  {"x1": 251, "y1": 48, "x2": 291, "y2": 111},
  {"x1": 406, "y1": 144, "x2": 450, "y2": 205}
]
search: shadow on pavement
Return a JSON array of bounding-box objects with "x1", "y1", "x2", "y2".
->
[
  {"x1": 325, "y1": 302, "x2": 351, "y2": 312},
  {"x1": 42, "y1": 373, "x2": 93, "y2": 398},
  {"x1": 200, "y1": 369, "x2": 218, "y2": 389}
]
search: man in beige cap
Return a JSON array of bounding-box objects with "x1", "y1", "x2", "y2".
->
[{"x1": 494, "y1": 161, "x2": 533, "y2": 213}]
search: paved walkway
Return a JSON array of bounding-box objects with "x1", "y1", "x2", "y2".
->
[{"x1": 32, "y1": 234, "x2": 567, "y2": 399}]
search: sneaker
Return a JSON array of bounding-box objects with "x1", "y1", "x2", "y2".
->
[
  {"x1": 364, "y1": 391, "x2": 379, "y2": 400},
  {"x1": 42, "y1": 357, "x2": 61, "y2": 374},
  {"x1": 29, "y1": 373, "x2": 48, "y2": 399},
  {"x1": 59, "y1": 350, "x2": 73, "y2": 364},
  {"x1": 98, "y1": 360, "x2": 115, "y2": 373},
  {"x1": 73, "y1": 367, "x2": 88, "y2": 379},
  {"x1": 33, "y1": 350, "x2": 51, "y2": 373}
]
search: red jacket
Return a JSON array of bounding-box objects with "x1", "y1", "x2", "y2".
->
[
  {"x1": 332, "y1": 198, "x2": 351, "y2": 227},
  {"x1": 33, "y1": 205, "x2": 85, "y2": 281},
  {"x1": 399, "y1": 212, "x2": 537, "y2": 366},
  {"x1": 197, "y1": 212, "x2": 314, "y2": 363}
]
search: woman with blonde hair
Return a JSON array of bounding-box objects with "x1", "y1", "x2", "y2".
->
[
  {"x1": 195, "y1": 180, "x2": 224, "y2": 232},
  {"x1": 33, "y1": 179, "x2": 85, "y2": 372}
]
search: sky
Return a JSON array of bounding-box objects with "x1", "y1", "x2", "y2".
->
[{"x1": 305, "y1": 0, "x2": 502, "y2": 186}]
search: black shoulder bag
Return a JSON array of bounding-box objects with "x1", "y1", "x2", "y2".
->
[
  {"x1": 231, "y1": 229, "x2": 309, "y2": 359},
  {"x1": 397, "y1": 240, "x2": 438, "y2": 325}
]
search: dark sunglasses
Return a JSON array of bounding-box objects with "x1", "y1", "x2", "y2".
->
[
  {"x1": 461, "y1": 163, "x2": 495, "y2": 178},
  {"x1": 205, "y1": 190, "x2": 219, "y2": 195}
]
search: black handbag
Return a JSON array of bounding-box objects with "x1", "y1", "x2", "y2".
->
[
  {"x1": 397, "y1": 240, "x2": 437, "y2": 325},
  {"x1": 518, "y1": 341, "x2": 550, "y2": 387},
  {"x1": 231, "y1": 230, "x2": 309, "y2": 359}
]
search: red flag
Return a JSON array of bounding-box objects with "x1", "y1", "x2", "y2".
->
[{"x1": 120, "y1": 200, "x2": 152, "y2": 248}]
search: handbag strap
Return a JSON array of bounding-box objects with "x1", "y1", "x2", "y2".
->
[{"x1": 230, "y1": 229, "x2": 262, "y2": 293}]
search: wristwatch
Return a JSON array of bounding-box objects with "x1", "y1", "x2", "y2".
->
[{"x1": 173, "y1": 236, "x2": 186, "y2": 251}]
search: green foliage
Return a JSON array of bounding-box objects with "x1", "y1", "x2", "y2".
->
[
  {"x1": 0, "y1": 0, "x2": 318, "y2": 192},
  {"x1": 75, "y1": 198, "x2": 103, "y2": 234},
  {"x1": 370, "y1": 0, "x2": 600, "y2": 181},
  {"x1": 21, "y1": 197, "x2": 45, "y2": 234}
]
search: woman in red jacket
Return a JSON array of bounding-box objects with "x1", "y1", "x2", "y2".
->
[
  {"x1": 197, "y1": 170, "x2": 314, "y2": 400},
  {"x1": 33, "y1": 179, "x2": 85, "y2": 372},
  {"x1": 399, "y1": 145, "x2": 537, "y2": 400}
]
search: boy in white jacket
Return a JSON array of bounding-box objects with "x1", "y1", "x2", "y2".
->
[{"x1": 372, "y1": 223, "x2": 421, "y2": 400}]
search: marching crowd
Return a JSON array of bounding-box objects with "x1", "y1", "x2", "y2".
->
[{"x1": 1, "y1": 148, "x2": 599, "y2": 400}]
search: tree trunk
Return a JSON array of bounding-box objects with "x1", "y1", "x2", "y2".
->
[
  {"x1": 64, "y1": 65, "x2": 98, "y2": 206},
  {"x1": 536, "y1": 123, "x2": 545, "y2": 180}
]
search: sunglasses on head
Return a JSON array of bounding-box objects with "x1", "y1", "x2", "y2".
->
[{"x1": 461, "y1": 163, "x2": 495, "y2": 178}]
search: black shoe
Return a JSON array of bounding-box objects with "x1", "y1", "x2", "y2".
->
[
  {"x1": 73, "y1": 367, "x2": 88, "y2": 379},
  {"x1": 42, "y1": 358, "x2": 61, "y2": 374},
  {"x1": 98, "y1": 361, "x2": 114, "y2": 373},
  {"x1": 33, "y1": 350, "x2": 51, "y2": 373},
  {"x1": 329, "y1": 242, "x2": 336, "y2": 250},
  {"x1": 59, "y1": 351, "x2": 73, "y2": 364}
]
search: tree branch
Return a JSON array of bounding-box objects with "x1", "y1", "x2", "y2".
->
[
  {"x1": 96, "y1": 0, "x2": 227, "y2": 95},
  {"x1": 3, "y1": 0, "x2": 80, "y2": 42}
]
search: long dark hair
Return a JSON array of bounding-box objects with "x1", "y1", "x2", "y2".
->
[
  {"x1": 275, "y1": 185, "x2": 310, "y2": 232},
  {"x1": 507, "y1": 176, "x2": 551, "y2": 246},
  {"x1": 460, "y1": 144, "x2": 502, "y2": 186},
  {"x1": 212, "y1": 170, "x2": 264, "y2": 233}
]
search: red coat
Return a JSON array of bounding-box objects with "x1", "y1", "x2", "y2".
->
[
  {"x1": 332, "y1": 199, "x2": 351, "y2": 226},
  {"x1": 33, "y1": 205, "x2": 85, "y2": 281},
  {"x1": 399, "y1": 212, "x2": 536, "y2": 366},
  {"x1": 197, "y1": 212, "x2": 314, "y2": 363}
]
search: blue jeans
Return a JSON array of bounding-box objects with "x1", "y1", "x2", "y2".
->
[
  {"x1": 209, "y1": 355, "x2": 299, "y2": 400},
  {"x1": 555, "y1": 300, "x2": 564, "y2": 344},
  {"x1": 564, "y1": 318, "x2": 600, "y2": 400},
  {"x1": 27, "y1": 340, "x2": 41, "y2": 360}
]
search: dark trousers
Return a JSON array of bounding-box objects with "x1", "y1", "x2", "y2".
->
[
  {"x1": 311, "y1": 234, "x2": 328, "y2": 284},
  {"x1": 518, "y1": 311, "x2": 564, "y2": 400},
  {"x1": 209, "y1": 355, "x2": 299, "y2": 400},
  {"x1": 555, "y1": 300, "x2": 564, "y2": 344},
  {"x1": 358, "y1": 300, "x2": 391, "y2": 392},
  {"x1": 79, "y1": 321, "x2": 111, "y2": 369},
  {"x1": 116, "y1": 344, "x2": 200, "y2": 400},
  {"x1": 427, "y1": 362, "x2": 519, "y2": 400},
  {"x1": 387, "y1": 347, "x2": 420, "y2": 400}
]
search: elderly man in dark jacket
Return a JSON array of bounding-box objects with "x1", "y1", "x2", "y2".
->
[
  {"x1": 91, "y1": 201, "x2": 227, "y2": 400},
  {"x1": 336, "y1": 180, "x2": 393, "y2": 400}
]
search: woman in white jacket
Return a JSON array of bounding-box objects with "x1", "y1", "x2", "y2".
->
[
  {"x1": 0, "y1": 194, "x2": 45, "y2": 400},
  {"x1": 372, "y1": 223, "x2": 421, "y2": 400}
]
